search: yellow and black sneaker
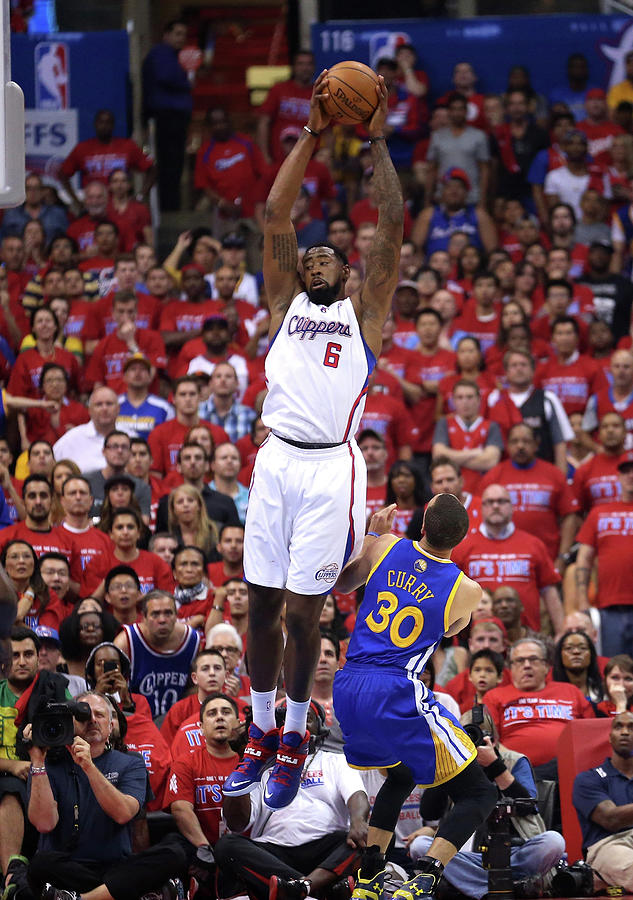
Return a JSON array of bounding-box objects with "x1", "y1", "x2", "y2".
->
[
  {"x1": 392, "y1": 857, "x2": 444, "y2": 900},
  {"x1": 351, "y1": 847, "x2": 388, "y2": 900}
]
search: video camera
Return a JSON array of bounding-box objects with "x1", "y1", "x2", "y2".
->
[
  {"x1": 476, "y1": 798, "x2": 539, "y2": 899},
  {"x1": 463, "y1": 703, "x2": 492, "y2": 747},
  {"x1": 31, "y1": 698, "x2": 91, "y2": 747}
]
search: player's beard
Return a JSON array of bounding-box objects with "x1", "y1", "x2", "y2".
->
[{"x1": 307, "y1": 276, "x2": 343, "y2": 306}]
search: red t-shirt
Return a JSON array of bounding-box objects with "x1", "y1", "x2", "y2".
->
[
  {"x1": 391, "y1": 506, "x2": 416, "y2": 538},
  {"x1": 366, "y1": 483, "x2": 387, "y2": 520},
  {"x1": 60, "y1": 137, "x2": 153, "y2": 185},
  {"x1": 84, "y1": 330, "x2": 167, "y2": 393},
  {"x1": 8, "y1": 346, "x2": 82, "y2": 398},
  {"x1": 78, "y1": 256, "x2": 115, "y2": 278},
  {"x1": 206, "y1": 561, "x2": 244, "y2": 588},
  {"x1": 148, "y1": 419, "x2": 230, "y2": 476},
  {"x1": 106, "y1": 200, "x2": 151, "y2": 251},
  {"x1": 21, "y1": 587, "x2": 66, "y2": 632},
  {"x1": 444, "y1": 667, "x2": 513, "y2": 713},
  {"x1": 66, "y1": 299, "x2": 101, "y2": 343},
  {"x1": 160, "y1": 693, "x2": 202, "y2": 747},
  {"x1": 576, "y1": 500, "x2": 633, "y2": 607},
  {"x1": 83, "y1": 547, "x2": 175, "y2": 596},
  {"x1": 437, "y1": 414, "x2": 500, "y2": 495},
  {"x1": 535, "y1": 353, "x2": 604, "y2": 416},
  {"x1": 530, "y1": 311, "x2": 590, "y2": 349},
  {"x1": 357, "y1": 393, "x2": 419, "y2": 470},
  {"x1": 26, "y1": 398, "x2": 90, "y2": 445},
  {"x1": 449, "y1": 301, "x2": 501, "y2": 354},
  {"x1": 573, "y1": 452, "x2": 621, "y2": 514},
  {"x1": 576, "y1": 120, "x2": 624, "y2": 166},
  {"x1": 171, "y1": 703, "x2": 248, "y2": 758},
  {"x1": 452, "y1": 526, "x2": 561, "y2": 631},
  {"x1": 393, "y1": 316, "x2": 417, "y2": 350},
  {"x1": 194, "y1": 134, "x2": 268, "y2": 218},
  {"x1": 485, "y1": 338, "x2": 553, "y2": 379},
  {"x1": 379, "y1": 343, "x2": 421, "y2": 380},
  {"x1": 259, "y1": 80, "x2": 313, "y2": 161},
  {"x1": 405, "y1": 349, "x2": 456, "y2": 453},
  {"x1": 159, "y1": 300, "x2": 219, "y2": 336},
  {"x1": 437, "y1": 371, "x2": 497, "y2": 417},
  {"x1": 437, "y1": 91, "x2": 486, "y2": 131},
  {"x1": 124, "y1": 693, "x2": 172, "y2": 811},
  {"x1": 57, "y1": 522, "x2": 114, "y2": 593},
  {"x1": 479, "y1": 458, "x2": 579, "y2": 558},
  {"x1": 166, "y1": 746, "x2": 238, "y2": 845},
  {"x1": 67, "y1": 215, "x2": 134, "y2": 255},
  {"x1": 96, "y1": 292, "x2": 161, "y2": 336},
  {"x1": 484, "y1": 681, "x2": 594, "y2": 767},
  {"x1": 486, "y1": 390, "x2": 531, "y2": 443},
  {"x1": 0, "y1": 522, "x2": 75, "y2": 565}
]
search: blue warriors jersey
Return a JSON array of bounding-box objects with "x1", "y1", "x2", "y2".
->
[{"x1": 346, "y1": 538, "x2": 463, "y2": 675}]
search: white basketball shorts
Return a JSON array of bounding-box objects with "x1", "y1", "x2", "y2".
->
[{"x1": 243, "y1": 433, "x2": 367, "y2": 595}]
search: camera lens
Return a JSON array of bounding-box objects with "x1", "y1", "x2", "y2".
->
[{"x1": 43, "y1": 720, "x2": 65, "y2": 741}]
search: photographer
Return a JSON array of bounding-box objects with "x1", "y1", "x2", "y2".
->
[
  {"x1": 408, "y1": 707, "x2": 565, "y2": 898},
  {"x1": 24, "y1": 690, "x2": 188, "y2": 900}
]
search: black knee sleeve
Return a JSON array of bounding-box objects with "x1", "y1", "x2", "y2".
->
[
  {"x1": 435, "y1": 761, "x2": 497, "y2": 849},
  {"x1": 369, "y1": 763, "x2": 417, "y2": 833}
]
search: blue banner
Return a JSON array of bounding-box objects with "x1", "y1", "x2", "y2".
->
[
  {"x1": 11, "y1": 31, "x2": 129, "y2": 141},
  {"x1": 312, "y1": 15, "x2": 633, "y2": 101}
]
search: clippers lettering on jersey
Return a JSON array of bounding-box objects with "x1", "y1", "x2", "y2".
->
[
  {"x1": 288, "y1": 315, "x2": 352, "y2": 341},
  {"x1": 386, "y1": 569, "x2": 435, "y2": 602}
]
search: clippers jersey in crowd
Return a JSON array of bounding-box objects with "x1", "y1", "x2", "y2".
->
[
  {"x1": 124, "y1": 623, "x2": 200, "y2": 718},
  {"x1": 346, "y1": 538, "x2": 463, "y2": 675},
  {"x1": 262, "y1": 292, "x2": 375, "y2": 443}
]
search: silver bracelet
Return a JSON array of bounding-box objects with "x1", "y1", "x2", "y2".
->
[{"x1": 30, "y1": 765, "x2": 46, "y2": 775}]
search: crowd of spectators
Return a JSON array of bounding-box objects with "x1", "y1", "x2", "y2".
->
[{"x1": 5, "y1": 23, "x2": 633, "y2": 900}]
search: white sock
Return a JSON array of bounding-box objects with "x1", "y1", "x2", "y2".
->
[
  {"x1": 283, "y1": 696, "x2": 310, "y2": 737},
  {"x1": 250, "y1": 688, "x2": 277, "y2": 732}
]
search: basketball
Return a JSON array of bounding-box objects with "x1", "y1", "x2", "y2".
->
[{"x1": 323, "y1": 61, "x2": 380, "y2": 125}]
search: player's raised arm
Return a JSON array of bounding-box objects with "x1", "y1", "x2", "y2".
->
[
  {"x1": 264, "y1": 70, "x2": 331, "y2": 338},
  {"x1": 356, "y1": 77, "x2": 404, "y2": 357},
  {"x1": 335, "y1": 504, "x2": 399, "y2": 593}
]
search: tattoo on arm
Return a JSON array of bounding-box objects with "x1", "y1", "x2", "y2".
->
[
  {"x1": 362, "y1": 141, "x2": 403, "y2": 314},
  {"x1": 271, "y1": 233, "x2": 297, "y2": 273},
  {"x1": 370, "y1": 141, "x2": 404, "y2": 228}
]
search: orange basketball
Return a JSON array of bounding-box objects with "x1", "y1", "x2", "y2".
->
[{"x1": 323, "y1": 60, "x2": 380, "y2": 125}]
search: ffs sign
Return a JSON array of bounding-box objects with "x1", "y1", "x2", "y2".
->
[{"x1": 25, "y1": 109, "x2": 78, "y2": 178}]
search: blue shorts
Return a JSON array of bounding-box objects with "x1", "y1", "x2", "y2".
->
[{"x1": 333, "y1": 663, "x2": 476, "y2": 788}]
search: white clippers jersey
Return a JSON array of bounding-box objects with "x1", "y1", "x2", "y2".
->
[{"x1": 262, "y1": 292, "x2": 376, "y2": 443}]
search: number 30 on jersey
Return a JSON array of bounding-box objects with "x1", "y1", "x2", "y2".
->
[{"x1": 365, "y1": 590, "x2": 425, "y2": 648}]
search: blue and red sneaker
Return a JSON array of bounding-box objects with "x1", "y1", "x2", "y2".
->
[
  {"x1": 262, "y1": 729, "x2": 310, "y2": 810},
  {"x1": 223, "y1": 723, "x2": 280, "y2": 796}
]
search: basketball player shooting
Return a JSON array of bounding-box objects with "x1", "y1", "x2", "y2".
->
[{"x1": 223, "y1": 69, "x2": 404, "y2": 810}]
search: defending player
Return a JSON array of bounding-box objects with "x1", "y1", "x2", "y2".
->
[
  {"x1": 223, "y1": 70, "x2": 403, "y2": 810},
  {"x1": 334, "y1": 496, "x2": 497, "y2": 900}
]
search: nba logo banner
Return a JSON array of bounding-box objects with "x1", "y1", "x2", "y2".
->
[{"x1": 34, "y1": 42, "x2": 69, "y2": 110}]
